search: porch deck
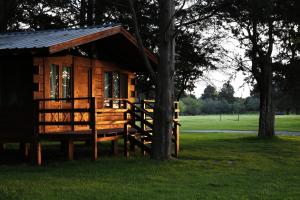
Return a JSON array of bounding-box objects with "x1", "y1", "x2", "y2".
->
[{"x1": 30, "y1": 98, "x2": 179, "y2": 165}]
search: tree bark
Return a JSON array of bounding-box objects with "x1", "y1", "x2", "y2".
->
[
  {"x1": 79, "y1": 0, "x2": 87, "y2": 27},
  {"x1": 151, "y1": 0, "x2": 175, "y2": 160},
  {"x1": 87, "y1": 0, "x2": 95, "y2": 26},
  {"x1": 0, "y1": 0, "x2": 16, "y2": 31},
  {"x1": 258, "y1": 58, "x2": 275, "y2": 137}
]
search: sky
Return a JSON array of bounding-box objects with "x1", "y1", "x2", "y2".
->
[
  {"x1": 194, "y1": 71, "x2": 252, "y2": 98},
  {"x1": 192, "y1": 29, "x2": 252, "y2": 98},
  {"x1": 178, "y1": 0, "x2": 253, "y2": 98}
]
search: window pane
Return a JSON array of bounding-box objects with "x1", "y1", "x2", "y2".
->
[
  {"x1": 120, "y1": 73, "x2": 128, "y2": 98},
  {"x1": 50, "y1": 64, "x2": 59, "y2": 99},
  {"x1": 104, "y1": 72, "x2": 112, "y2": 98},
  {"x1": 113, "y1": 72, "x2": 120, "y2": 98},
  {"x1": 62, "y1": 66, "x2": 72, "y2": 99}
]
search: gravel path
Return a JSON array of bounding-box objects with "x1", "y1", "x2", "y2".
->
[{"x1": 181, "y1": 130, "x2": 300, "y2": 136}]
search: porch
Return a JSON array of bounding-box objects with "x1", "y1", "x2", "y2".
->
[{"x1": 31, "y1": 97, "x2": 180, "y2": 165}]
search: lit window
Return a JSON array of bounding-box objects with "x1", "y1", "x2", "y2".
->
[
  {"x1": 112, "y1": 72, "x2": 120, "y2": 98},
  {"x1": 50, "y1": 64, "x2": 59, "y2": 100},
  {"x1": 104, "y1": 72, "x2": 128, "y2": 108},
  {"x1": 62, "y1": 66, "x2": 72, "y2": 100},
  {"x1": 104, "y1": 72, "x2": 112, "y2": 98}
]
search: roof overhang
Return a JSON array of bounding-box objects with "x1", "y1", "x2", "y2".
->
[{"x1": 47, "y1": 26, "x2": 158, "y2": 66}]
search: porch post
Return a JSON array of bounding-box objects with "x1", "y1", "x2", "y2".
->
[
  {"x1": 31, "y1": 142, "x2": 42, "y2": 165},
  {"x1": 20, "y1": 143, "x2": 30, "y2": 160},
  {"x1": 66, "y1": 140, "x2": 74, "y2": 161},
  {"x1": 111, "y1": 139, "x2": 118, "y2": 156},
  {"x1": 31, "y1": 100, "x2": 42, "y2": 165},
  {"x1": 124, "y1": 102, "x2": 129, "y2": 158},
  {"x1": 0, "y1": 143, "x2": 5, "y2": 153},
  {"x1": 174, "y1": 102, "x2": 180, "y2": 157},
  {"x1": 90, "y1": 97, "x2": 98, "y2": 160}
]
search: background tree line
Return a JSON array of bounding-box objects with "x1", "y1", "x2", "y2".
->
[{"x1": 180, "y1": 82, "x2": 260, "y2": 115}]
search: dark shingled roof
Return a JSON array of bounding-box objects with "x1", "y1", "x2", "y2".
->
[
  {"x1": 0, "y1": 24, "x2": 120, "y2": 50},
  {"x1": 0, "y1": 24, "x2": 158, "y2": 71}
]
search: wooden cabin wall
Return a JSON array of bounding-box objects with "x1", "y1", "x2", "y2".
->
[
  {"x1": 95, "y1": 60, "x2": 136, "y2": 130},
  {"x1": 34, "y1": 55, "x2": 136, "y2": 132},
  {"x1": 0, "y1": 55, "x2": 34, "y2": 142}
]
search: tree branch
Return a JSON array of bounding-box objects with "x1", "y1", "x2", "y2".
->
[
  {"x1": 128, "y1": 0, "x2": 157, "y2": 82},
  {"x1": 267, "y1": 19, "x2": 274, "y2": 57}
]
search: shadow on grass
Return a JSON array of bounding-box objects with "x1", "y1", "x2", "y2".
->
[
  {"x1": 0, "y1": 142, "x2": 121, "y2": 166},
  {"x1": 1, "y1": 134, "x2": 299, "y2": 167}
]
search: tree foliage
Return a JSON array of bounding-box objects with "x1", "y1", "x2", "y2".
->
[
  {"x1": 201, "y1": 85, "x2": 218, "y2": 100},
  {"x1": 219, "y1": 81, "x2": 235, "y2": 103}
]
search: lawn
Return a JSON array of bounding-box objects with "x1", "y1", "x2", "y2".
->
[
  {"x1": 180, "y1": 114, "x2": 300, "y2": 132},
  {"x1": 1, "y1": 133, "x2": 300, "y2": 200}
]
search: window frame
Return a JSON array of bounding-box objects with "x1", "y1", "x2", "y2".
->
[
  {"x1": 49, "y1": 63, "x2": 74, "y2": 101},
  {"x1": 61, "y1": 66, "x2": 73, "y2": 101},
  {"x1": 103, "y1": 71, "x2": 128, "y2": 108},
  {"x1": 50, "y1": 64, "x2": 59, "y2": 101}
]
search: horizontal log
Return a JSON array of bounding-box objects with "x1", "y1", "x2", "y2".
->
[
  {"x1": 39, "y1": 108, "x2": 90, "y2": 113},
  {"x1": 39, "y1": 133, "x2": 93, "y2": 141},
  {"x1": 96, "y1": 109, "x2": 128, "y2": 113},
  {"x1": 97, "y1": 136, "x2": 120, "y2": 142},
  {"x1": 96, "y1": 120, "x2": 128, "y2": 125},
  {"x1": 38, "y1": 121, "x2": 91, "y2": 126},
  {"x1": 35, "y1": 97, "x2": 93, "y2": 102}
]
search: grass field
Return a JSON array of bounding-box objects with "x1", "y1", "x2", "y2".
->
[
  {"x1": 180, "y1": 114, "x2": 300, "y2": 132},
  {"x1": 1, "y1": 133, "x2": 300, "y2": 200}
]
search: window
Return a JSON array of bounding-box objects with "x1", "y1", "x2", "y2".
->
[
  {"x1": 120, "y1": 73, "x2": 128, "y2": 98},
  {"x1": 104, "y1": 72, "x2": 112, "y2": 98},
  {"x1": 50, "y1": 64, "x2": 59, "y2": 100},
  {"x1": 62, "y1": 66, "x2": 72, "y2": 99},
  {"x1": 104, "y1": 71, "x2": 128, "y2": 107},
  {"x1": 112, "y1": 72, "x2": 120, "y2": 98},
  {"x1": 50, "y1": 64, "x2": 73, "y2": 101}
]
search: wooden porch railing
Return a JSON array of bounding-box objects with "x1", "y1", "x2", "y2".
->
[
  {"x1": 124, "y1": 100, "x2": 180, "y2": 157},
  {"x1": 34, "y1": 97, "x2": 96, "y2": 133},
  {"x1": 33, "y1": 97, "x2": 180, "y2": 158},
  {"x1": 33, "y1": 97, "x2": 98, "y2": 163}
]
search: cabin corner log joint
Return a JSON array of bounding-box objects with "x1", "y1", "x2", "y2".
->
[{"x1": 0, "y1": 24, "x2": 180, "y2": 165}]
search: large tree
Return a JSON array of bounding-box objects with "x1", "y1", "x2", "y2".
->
[
  {"x1": 0, "y1": 0, "x2": 17, "y2": 31},
  {"x1": 201, "y1": 85, "x2": 218, "y2": 100},
  {"x1": 222, "y1": 0, "x2": 292, "y2": 137},
  {"x1": 150, "y1": 0, "x2": 176, "y2": 160},
  {"x1": 219, "y1": 81, "x2": 235, "y2": 103}
]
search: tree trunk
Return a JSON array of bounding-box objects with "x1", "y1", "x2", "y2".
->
[
  {"x1": 79, "y1": 0, "x2": 87, "y2": 27},
  {"x1": 87, "y1": 0, "x2": 94, "y2": 26},
  {"x1": 152, "y1": 0, "x2": 175, "y2": 160},
  {"x1": 258, "y1": 59, "x2": 275, "y2": 137},
  {"x1": 0, "y1": 0, "x2": 16, "y2": 31},
  {"x1": 94, "y1": 0, "x2": 105, "y2": 24}
]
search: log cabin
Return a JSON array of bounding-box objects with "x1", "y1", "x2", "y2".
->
[{"x1": 0, "y1": 24, "x2": 180, "y2": 165}]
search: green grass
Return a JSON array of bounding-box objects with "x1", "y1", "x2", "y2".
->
[
  {"x1": 1, "y1": 133, "x2": 300, "y2": 199},
  {"x1": 180, "y1": 114, "x2": 300, "y2": 132}
]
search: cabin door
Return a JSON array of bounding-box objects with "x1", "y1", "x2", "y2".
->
[
  {"x1": 77, "y1": 66, "x2": 92, "y2": 102},
  {"x1": 75, "y1": 66, "x2": 93, "y2": 130},
  {"x1": 47, "y1": 61, "x2": 73, "y2": 132}
]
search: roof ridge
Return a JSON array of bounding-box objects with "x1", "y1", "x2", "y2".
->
[{"x1": 0, "y1": 23, "x2": 122, "y2": 36}]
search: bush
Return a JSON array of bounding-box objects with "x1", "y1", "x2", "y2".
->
[
  {"x1": 245, "y1": 97, "x2": 259, "y2": 111},
  {"x1": 181, "y1": 96, "x2": 202, "y2": 115}
]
